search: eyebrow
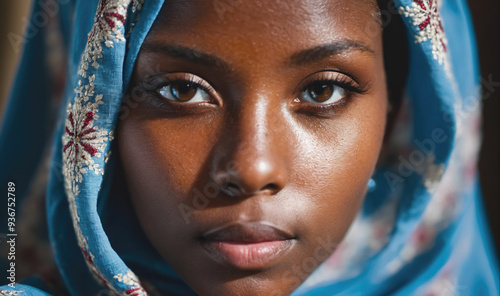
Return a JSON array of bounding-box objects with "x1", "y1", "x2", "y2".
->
[
  {"x1": 290, "y1": 41, "x2": 375, "y2": 65},
  {"x1": 140, "y1": 40, "x2": 375, "y2": 70},
  {"x1": 140, "y1": 43, "x2": 232, "y2": 71}
]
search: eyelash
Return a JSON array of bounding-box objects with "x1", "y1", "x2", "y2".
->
[
  {"x1": 148, "y1": 72, "x2": 368, "y2": 114},
  {"x1": 143, "y1": 74, "x2": 219, "y2": 113},
  {"x1": 296, "y1": 72, "x2": 368, "y2": 114},
  {"x1": 178, "y1": 76, "x2": 214, "y2": 94},
  {"x1": 157, "y1": 76, "x2": 215, "y2": 98}
]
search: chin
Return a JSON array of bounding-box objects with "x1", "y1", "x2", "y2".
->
[{"x1": 184, "y1": 271, "x2": 302, "y2": 296}]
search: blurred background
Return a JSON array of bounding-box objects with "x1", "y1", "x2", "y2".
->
[{"x1": 0, "y1": 0, "x2": 498, "y2": 258}]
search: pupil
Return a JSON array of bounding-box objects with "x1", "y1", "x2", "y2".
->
[
  {"x1": 310, "y1": 83, "x2": 333, "y2": 102},
  {"x1": 171, "y1": 82, "x2": 197, "y2": 102}
]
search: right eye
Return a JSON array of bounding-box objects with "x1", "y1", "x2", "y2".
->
[
  {"x1": 300, "y1": 80, "x2": 347, "y2": 105},
  {"x1": 157, "y1": 80, "x2": 212, "y2": 103}
]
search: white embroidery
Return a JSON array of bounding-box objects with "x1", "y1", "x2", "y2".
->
[
  {"x1": 114, "y1": 270, "x2": 149, "y2": 296},
  {"x1": 424, "y1": 162, "x2": 445, "y2": 193},
  {"x1": 64, "y1": 0, "x2": 128, "y2": 250},
  {"x1": 399, "y1": 0, "x2": 449, "y2": 67},
  {"x1": 420, "y1": 275, "x2": 467, "y2": 296},
  {"x1": 126, "y1": 0, "x2": 145, "y2": 38},
  {"x1": 62, "y1": 0, "x2": 149, "y2": 295},
  {"x1": 62, "y1": 74, "x2": 109, "y2": 251},
  {"x1": 0, "y1": 291, "x2": 23, "y2": 296},
  {"x1": 63, "y1": 76, "x2": 108, "y2": 182},
  {"x1": 79, "y1": 0, "x2": 128, "y2": 77},
  {"x1": 131, "y1": 0, "x2": 144, "y2": 12}
]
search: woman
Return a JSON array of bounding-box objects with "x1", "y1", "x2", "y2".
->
[{"x1": 0, "y1": 0, "x2": 498, "y2": 295}]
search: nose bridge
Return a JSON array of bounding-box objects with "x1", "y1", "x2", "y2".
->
[
  {"x1": 212, "y1": 93, "x2": 287, "y2": 197},
  {"x1": 239, "y1": 94, "x2": 271, "y2": 153}
]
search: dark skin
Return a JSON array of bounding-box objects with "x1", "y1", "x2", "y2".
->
[{"x1": 118, "y1": 0, "x2": 388, "y2": 295}]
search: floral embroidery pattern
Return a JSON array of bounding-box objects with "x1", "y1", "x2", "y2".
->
[
  {"x1": 131, "y1": 0, "x2": 144, "y2": 12},
  {"x1": 126, "y1": 0, "x2": 146, "y2": 38},
  {"x1": 79, "y1": 0, "x2": 128, "y2": 77},
  {"x1": 417, "y1": 265, "x2": 467, "y2": 296},
  {"x1": 81, "y1": 248, "x2": 115, "y2": 290},
  {"x1": 399, "y1": 0, "x2": 448, "y2": 66},
  {"x1": 64, "y1": 0, "x2": 124, "y2": 246},
  {"x1": 0, "y1": 291, "x2": 23, "y2": 296},
  {"x1": 62, "y1": 74, "x2": 109, "y2": 252},
  {"x1": 63, "y1": 75, "x2": 108, "y2": 183},
  {"x1": 115, "y1": 271, "x2": 149, "y2": 296},
  {"x1": 62, "y1": 0, "x2": 149, "y2": 295}
]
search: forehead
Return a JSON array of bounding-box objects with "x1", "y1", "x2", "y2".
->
[
  {"x1": 142, "y1": 0, "x2": 384, "y2": 78},
  {"x1": 148, "y1": 0, "x2": 381, "y2": 44}
]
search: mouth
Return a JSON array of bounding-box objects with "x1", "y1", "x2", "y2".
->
[{"x1": 199, "y1": 222, "x2": 296, "y2": 270}]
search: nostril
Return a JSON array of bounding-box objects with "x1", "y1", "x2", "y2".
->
[
  {"x1": 260, "y1": 183, "x2": 279, "y2": 193},
  {"x1": 212, "y1": 157, "x2": 287, "y2": 198},
  {"x1": 221, "y1": 181, "x2": 279, "y2": 198}
]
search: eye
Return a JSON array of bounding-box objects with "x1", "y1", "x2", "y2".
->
[
  {"x1": 300, "y1": 80, "x2": 347, "y2": 105},
  {"x1": 157, "y1": 80, "x2": 211, "y2": 103}
]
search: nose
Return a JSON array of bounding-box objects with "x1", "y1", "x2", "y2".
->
[{"x1": 211, "y1": 98, "x2": 287, "y2": 198}]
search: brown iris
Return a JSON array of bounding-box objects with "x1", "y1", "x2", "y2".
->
[
  {"x1": 307, "y1": 82, "x2": 334, "y2": 103},
  {"x1": 170, "y1": 81, "x2": 198, "y2": 102}
]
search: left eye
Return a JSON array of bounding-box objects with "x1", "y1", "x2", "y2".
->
[
  {"x1": 300, "y1": 81, "x2": 346, "y2": 105},
  {"x1": 157, "y1": 81, "x2": 211, "y2": 103}
]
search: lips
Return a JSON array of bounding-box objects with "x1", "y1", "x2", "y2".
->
[{"x1": 199, "y1": 222, "x2": 296, "y2": 270}]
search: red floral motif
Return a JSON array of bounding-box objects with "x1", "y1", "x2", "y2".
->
[
  {"x1": 414, "y1": 1, "x2": 442, "y2": 33},
  {"x1": 411, "y1": 224, "x2": 435, "y2": 249},
  {"x1": 63, "y1": 1, "x2": 150, "y2": 295},
  {"x1": 63, "y1": 111, "x2": 98, "y2": 164},
  {"x1": 126, "y1": 288, "x2": 147, "y2": 296},
  {"x1": 88, "y1": 0, "x2": 126, "y2": 41},
  {"x1": 79, "y1": 0, "x2": 129, "y2": 76},
  {"x1": 114, "y1": 270, "x2": 150, "y2": 296},
  {"x1": 400, "y1": 0, "x2": 449, "y2": 67},
  {"x1": 62, "y1": 77, "x2": 108, "y2": 184},
  {"x1": 81, "y1": 248, "x2": 112, "y2": 289}
]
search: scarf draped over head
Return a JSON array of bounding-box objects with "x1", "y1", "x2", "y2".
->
[{"x1": 0, "y1": 0, "x2": 498, "y2": 295}]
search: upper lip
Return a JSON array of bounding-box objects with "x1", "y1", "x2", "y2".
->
[{"x1": 200, "y1": 222, "x2": 295, "y2": 244}]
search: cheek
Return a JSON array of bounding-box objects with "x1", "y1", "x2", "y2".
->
[
  {"x1": 117, "y1": 116, "x2": 216, "y2": 241},
  {"x1": 288, "y1": 96, "x2": 387, "y2": 242}
]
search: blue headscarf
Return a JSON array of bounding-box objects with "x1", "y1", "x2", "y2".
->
[{"x1": 1, "y1": 0, "x2": 498, "y2": 295}]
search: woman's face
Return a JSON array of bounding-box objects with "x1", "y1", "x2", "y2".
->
[{"x1": 119, "y1": 0, "x2": 386, "y2": 295}]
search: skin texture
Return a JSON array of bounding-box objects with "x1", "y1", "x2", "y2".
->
[{"x1": 118, "y1": 0, "x2": 388, "y2": 295}]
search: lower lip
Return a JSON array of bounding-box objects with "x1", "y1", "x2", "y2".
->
[{"x1": 201, "y1": 240, "x2": 294, "y2": 270}]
